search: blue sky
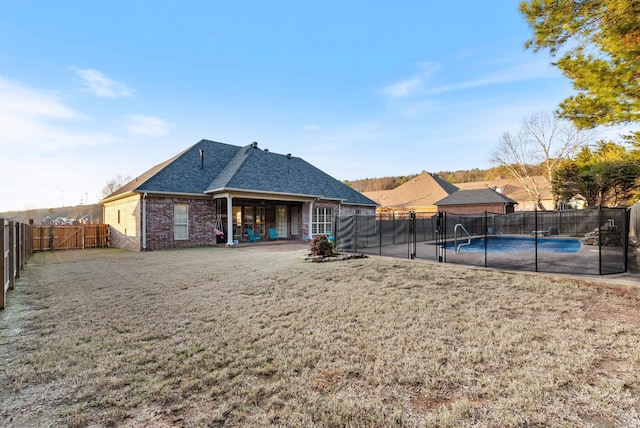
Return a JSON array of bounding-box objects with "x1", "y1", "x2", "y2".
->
[{"x1": 0, "y1": 1, "x2": 629, "y2": 212}]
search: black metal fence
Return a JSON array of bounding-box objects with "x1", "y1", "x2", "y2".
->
[{"x1": 335, "y1": 207, "x2": 629, "y2": 276}]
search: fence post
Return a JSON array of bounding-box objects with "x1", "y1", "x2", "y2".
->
[
  {"x1": 8, "y1": 220, "x2": 15, "y2": 290},
  {"x1": 1, "y1": 219, "x2": 6, "y2": 309},
  {"x1": 408, "y1": 211, "x2": 416, "y2": 259},
  {"x1": 534, "y1": 208, "x2": 538, "y2": 272},
  {"x1": 625, "y1": 207, "x2": 630, "y2": 273},
  {"x1": 598, "y1": 206, "x2": 603, "y2": 276},
  {"x1": 28, "y1": 220, "x2": 33, "y2": 256},
  {"x1": 484, "y1": 211, "x2": 488, "y2": 268},
  {"x1": 15, "y1": 222, "x2": 21, "y2": 279},
  {"x1": 379, "y1": 213, "x2": 382, "y2": 256}
]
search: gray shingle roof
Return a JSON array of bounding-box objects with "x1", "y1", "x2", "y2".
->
[
  {"x1": 435, "y1": 188, "x2": 518, "y2": 206},
  {"x1": 105, "y1": 139, "x2": 377, "y2": 206}
]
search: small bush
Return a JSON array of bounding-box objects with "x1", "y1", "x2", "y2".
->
[{"x1": 310, "y1": 235, "x2": 335, "y2": 257}]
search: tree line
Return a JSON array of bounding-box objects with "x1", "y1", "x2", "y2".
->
[{"x1": 345, "y1": 165, "x2": 543, "y2": 194}]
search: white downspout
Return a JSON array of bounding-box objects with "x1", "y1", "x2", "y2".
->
[
  {"x1": 308, "y1": 201, "x2": 314, "y2": 240},
  {"x1": 142, "y1": 192, "x2": 147, "y2": 250},
  {"x1": 226, "y1": 196, "x2": 234, "y2": 245}
]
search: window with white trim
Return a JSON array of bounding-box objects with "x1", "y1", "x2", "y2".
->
[
  {"x1": 174, "y1": 203, "x2": 189, "y2": 240},
  {"x1": 312, "y1": 207, "x2": 332, "y2": 235}
]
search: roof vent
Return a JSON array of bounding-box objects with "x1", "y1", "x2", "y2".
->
[
  {"x1": 264, "y1": 148, "x2": 269, "y2": 152},
  {"x1": 251, "y1": 141, "x2": 258, "y2": 148},
  {"x1": 286, "y1": 153, "x2": 292, "y2": 159}
]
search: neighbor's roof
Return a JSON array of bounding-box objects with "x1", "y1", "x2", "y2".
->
[
  {"x1": 455, "y1": 176, "x2": 552, "y2": 203},
  {"x1": 435, "y1": 188, "x2": 518, "y2": 206},
  {"x1": 104, "y1": 139, "x2": 377, "y2": 206},
  {"x1": 363, "y1": 172, "x2": 459, "y2": 208}
]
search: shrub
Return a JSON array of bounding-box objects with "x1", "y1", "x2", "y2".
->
[{"x1": 310, "y1": 235, "x2": 335, "y2": 257}]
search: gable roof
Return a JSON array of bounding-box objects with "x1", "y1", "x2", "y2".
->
[
  {"x1": 363, "y1": 172, "x2": 459, "y2": 208},
  {"x1": 104, "y1": 139, "x2": 377, "y2": 206},
  {"x1": 435, "y1": 188, "x2": 518, "y2": 206},
  {"x1": 455, "y1": 176, "x2": 552, "y2": 204}
]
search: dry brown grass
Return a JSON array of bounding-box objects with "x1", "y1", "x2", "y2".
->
[{"x1": 1, "y1": 245, "x2": 639, "y2": 427}]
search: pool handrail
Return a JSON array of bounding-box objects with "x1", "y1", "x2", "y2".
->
[{"x1": 454, "y1": 224, "x2": 471, "y2": 254}]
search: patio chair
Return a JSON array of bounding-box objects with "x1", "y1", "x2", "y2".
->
[
  {"x1": 325, "y1": 230, "x2": 334, "y2": 244},
  {"x1": 247, "y1": 228, "x2": 261, "y2": 242},
  {"x1": 268, "y1": 227, "x2": 279, "y2": 240},
  {"x1": 530, "y1": 226, "x2": 557, "y2": 237}
]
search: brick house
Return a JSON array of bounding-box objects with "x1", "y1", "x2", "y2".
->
[
  {"x1": 363, "y1": 172, "x2": 459, "y2": 214},
  {"x1": 100, "y1": 140, "x2": 376, "y2": 251},
  {"x1": 101, "y1": 140, "x2": 377, "y2": 251},
  {"x1": 434, "y1": 188, "x2": 518, "y2": 215}
]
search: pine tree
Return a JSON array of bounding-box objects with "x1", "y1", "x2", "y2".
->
[{"x1": 521, "y1": 0, "x2": 640, "y2": 130}]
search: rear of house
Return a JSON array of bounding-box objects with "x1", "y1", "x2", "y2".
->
[{"x1": 101, "y1": 140, "x2": 377, "y2": 251}]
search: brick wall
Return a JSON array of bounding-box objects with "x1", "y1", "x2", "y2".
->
[
  {"x1": 339, "y1": 205, "x2": 376, "y2": 216},
  {"x1": 145, "y1": 197, "x2": 219, "y2": 250},
  {"x1": 438, "y1": 204, "x2": 508, "y2": 215}
]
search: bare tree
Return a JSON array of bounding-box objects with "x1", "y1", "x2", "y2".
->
[
  {"x1": 490, "y1": 112, "x2": 591, "y2": 210},
  {"x1": 101, "y1": 174, "x2": 132, "y2": 199}
]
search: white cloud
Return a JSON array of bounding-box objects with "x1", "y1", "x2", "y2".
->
[
  {"x1": 428, "y1": 59, "x2": 559, "y2": 95},
  {"x1": 0, "y1": 75, "x2": 122, "y2": 211},
  {"x1": 383, "y1": 57, "x2": 559, "y2": 101},
  {"x1": 0, "y1": 76, "x2": 114, "y2": 151},
  {"x1": 382, "y1": 62, "x2": 441, "y2": 99},
  {"x1": 383, "y1": 76, "x2": 424, "y2": 98},
  {"x1": 72, "y1": 67, "x2": 133, "y2": 98},
  {"x1": 2, "y1": 78, "x2": 79, "y2": 120},
  {"x1": 125, "y1": 115, "x2": 171, "y2": 137}
]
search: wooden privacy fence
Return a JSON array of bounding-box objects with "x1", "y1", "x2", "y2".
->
[
  {"x1": 32, "y1": 224, "x2": 110, "y2": 251},
  {"x1": 1, "y1": 219, "x2": 33, "y2": 309}
]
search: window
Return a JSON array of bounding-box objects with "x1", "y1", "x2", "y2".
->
[
  {"x1": 174, "y1": 203, "x2": 189, "y2": 240},
  {"x1": 243, "y1": 206, "x2": 255, "y2": 237},
  {"x1": 312, "y1": 207, "x2": 332, "y2": 235},
  {"x1": 254, "y1": 207, "x2": 265, "y2": 236},
  {"x1": 232, "y1": 206, "x2": 242, "y2": 238},
  {"x1": 290, "y1": 206, "x2": 299, "y2": 236}
]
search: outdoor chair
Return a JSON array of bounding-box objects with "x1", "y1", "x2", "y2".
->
[
  {"x1": 530, "y1": 226, "x2": 557, "y2": 237},
  {"x1": 268, "y1": 227, "x2": 279, "y2": 240},
  {"x1": 247, "y1": 228, "x2": 262, "y2": 242},
  {"x1": 325, "y1": 230, "x2": 334, "y2": 244}
]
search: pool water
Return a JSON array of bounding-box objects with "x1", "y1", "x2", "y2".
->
[{"x1": 445, "y1": 236, "x2": 582, "y2": 253}]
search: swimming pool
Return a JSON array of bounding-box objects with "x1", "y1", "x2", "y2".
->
[{"x1": 445, "y1": 236, "x2": 582, "y2": 253}]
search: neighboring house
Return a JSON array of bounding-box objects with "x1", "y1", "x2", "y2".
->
[
  {"x1": 101, "y1": 139, "x2": 377, "y2": 251},
  {"x1": 435, "y1": 188, "x2": 518, "y2": 215},
  {"x1": 363, "y1": 172, "x2": 459, "y2": 214},
  {"x1": 455, "y1": 176, "x2": 554, "y2": 211}
]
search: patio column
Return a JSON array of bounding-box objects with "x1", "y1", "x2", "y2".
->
[
  {"x1": 308, "y1": 201, "x2": 314, "y2": 240},
  {"x1": 226, "y1": 196, "x2": 233, "y2": 245}
]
